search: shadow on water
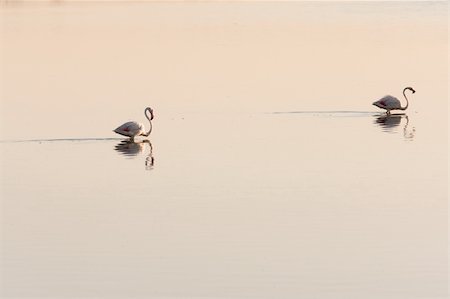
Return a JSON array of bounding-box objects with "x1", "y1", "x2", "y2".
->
[
  {"x1": 114, "y1": 139, "x2": 154, "y2": 170},
  {"x1": 373, "y1": 113, "x2": 415, "y2": 140}
]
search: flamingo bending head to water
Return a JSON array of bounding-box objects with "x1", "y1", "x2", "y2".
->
[
  {"x1": 114, "y1": 107, "x2": 154, "y2": 140},
  {"x1": 373, "y1": 87, "x2": 415, "y2": 115}
]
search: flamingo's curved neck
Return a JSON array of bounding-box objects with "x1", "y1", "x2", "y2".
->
[
  {"x1": 401, "y1": 88, "x2": 410, "y2": 110},
  {"x1": 143, "y1": 108, "x2": 152, "y2": 137}
]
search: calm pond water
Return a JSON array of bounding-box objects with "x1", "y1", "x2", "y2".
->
[{"x1": 0, "y1": 1, "x2": 447, "y2": 298}]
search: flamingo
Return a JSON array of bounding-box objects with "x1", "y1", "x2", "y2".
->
[
  {"x1": 114, "y1": 107, "x2": 154, "y2": 140},
  {"x1": 373, "y1": 87, "x2": 415, "y2": 115}
]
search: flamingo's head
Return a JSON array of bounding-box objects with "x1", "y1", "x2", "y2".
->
[
  {"x1": 146, "y1": 107, "x2": 154, "y2": 120},
  {"x1": 406, "y1": 87, "x2": 416, "y2": 94}
]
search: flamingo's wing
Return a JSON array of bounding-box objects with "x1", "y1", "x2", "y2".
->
[
  {"x1": 114, "y1": 121, "x2": 143, "y2": 137},
  {"x1": 373, "y1": 95, "x2": 400, "y2": 109}
]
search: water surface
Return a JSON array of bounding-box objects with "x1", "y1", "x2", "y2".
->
[{"x1": 0, "y1": 2, "x2": 447, "y2": 299}]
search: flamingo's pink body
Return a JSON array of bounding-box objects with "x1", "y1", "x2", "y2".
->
[{"x1": 114, "y1": 121, "x2": 145, "y2": 138}]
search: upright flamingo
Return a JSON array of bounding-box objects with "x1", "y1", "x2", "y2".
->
[
  {"x1": 114, "y1": 107, "x2": 154, "y2": 140},
  {"x1": 373, "y1": 87, "x2": 415, "y2": 115}
]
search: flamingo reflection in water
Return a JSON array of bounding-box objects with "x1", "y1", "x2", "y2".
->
[
  {"x1": 114, "y1": 139, "x2": 155, "y2": 170},
  {"x1": 374, "y1": 113, "x2": 415, "y2": 140}
]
